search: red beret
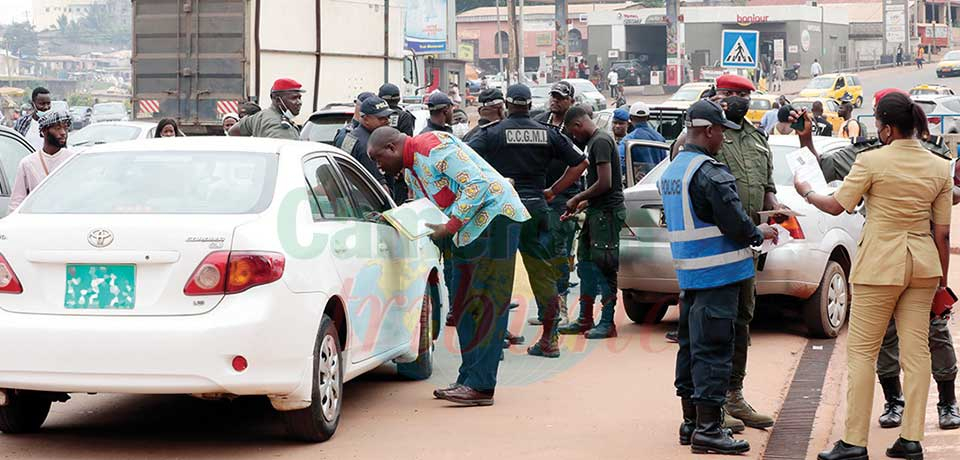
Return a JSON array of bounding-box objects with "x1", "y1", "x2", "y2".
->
[
  {"x1": 873, "y1": 88, "x2": 908, "y2": 107},
  {"x1": 715, "y1": 74, "x2": 756, "y2": 92},
  {"x1": 271, "y1": 78, "x2": 305, "y2": 93}
]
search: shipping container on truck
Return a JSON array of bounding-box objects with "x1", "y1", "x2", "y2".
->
[{"x1": 132, "y1": 0, "x2": 405, "y2": 135}]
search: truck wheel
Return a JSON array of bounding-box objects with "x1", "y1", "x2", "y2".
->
[
  {"x1": 397, "y1": 288, "x2": 434, "y2": 381},
  {"x1": 282, "y1": 314, "x2": 342, "y2": 442},
  {"x1": 803, "y1": 261, "x2": 848, "y2": 338},
  {"x1": 622, "y1": 290, "x2": 669, "y2": 324},
  {"x1": 0, "y1": 390, "x2": 52, "y2": 434}
]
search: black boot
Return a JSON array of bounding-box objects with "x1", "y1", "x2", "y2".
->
[
  {"x1": 885, "y1": 437, "x2": 923, "y2": 459},
  {"x1": 679, "y1": 398, "x2": 696, "y2": 446},
  {"x1": 817, "y1": 440, "x2": 868, "y2": 460},
  {"x1": 878, "y1": 376, "x2": 905, "y2": 428},
  {"x1": 938, "y1": 380, "x2": 960, "y2": 430},
  {"x1": 558, "y1": 296, "x2": 594, "y2": 335},
  {"x1": 584, "y1": 301, "x2": 617, "y2": 339},
  {"x1": 690, "y1": 404, "x2": 750, "y2": 455}
]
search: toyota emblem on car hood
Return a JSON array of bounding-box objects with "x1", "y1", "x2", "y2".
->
[{"x1": 88, "y1": 229, "x2": 114, "y2": 248}]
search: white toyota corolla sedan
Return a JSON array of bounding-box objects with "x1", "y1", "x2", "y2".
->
[{"x1": 0, "y1": 137, "x2": 442, "y2": 442}]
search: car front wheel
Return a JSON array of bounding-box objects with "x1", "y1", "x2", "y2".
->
[
  {"x1": 803, "y1": 261, "x2": 849, "y2": 338},
  {"x1": 282, "y1": 314, "x2": 343, "y2": 442},
  {"x1": 0, "y1": 390, "x2": 53, "y2": 434}
]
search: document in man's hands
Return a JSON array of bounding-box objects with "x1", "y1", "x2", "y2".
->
[
  {"x1": 786, "y1": 148, "x2": 829, "y2": 193},
  {"x1": 382, "y1": 198, "x2": 451, "y2": 240}
]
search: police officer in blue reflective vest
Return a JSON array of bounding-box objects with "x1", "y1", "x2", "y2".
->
[{"x1": 659, "y1": 100, "x2": 778, "y2": 456}]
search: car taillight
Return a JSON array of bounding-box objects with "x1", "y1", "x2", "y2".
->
[
  {"x1": 769, "y1": 216, "x2": 806, "y2": 240},
  {"x1": 184, "y1": 251, "x2": 285, "y2": 296},
  {"x1": 928, "y1": 117, "x2": 942, "y2": 125},
  {"x1": 0, "y1": 254, "x2": 22, "y2": 294}
]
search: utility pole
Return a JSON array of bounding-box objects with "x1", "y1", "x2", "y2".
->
[
  {"x1": 518, "y1": 0, "x2": 525, "y2": 79},
  {"x1": 507, "y1": 0, "x2": 517, "y2": 86},
  {"x1": 554, "y1": 0, "x2": 568, "y2": 82},
  {"x1": 496, "y1": 0, "x2": 504, "y2": 76}
]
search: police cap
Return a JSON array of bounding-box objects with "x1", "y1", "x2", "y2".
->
[
  {"x1": 427, "y1": 92, "x2": 453, "y2": 110},
  {"x1": 715, "y1": 74, "x2": 755, "y2": 93},
  {"x1": 505, "y1": 84, "x2": 532, "y2": 105},
  {"x1": 360, "y1": 96, "x2": 393, "y2": 118},
  {"x1": 686, "y1": 99, "x2": 739, "y2": 129},
  {"x1": 550, "y1": 81, "x2": 575, "y2": 99},
  {"x1": 355, "y1": 91, "x2": 376, "y2": 103},
  {"x1": 478, "y1": 88, "x2": 504, "y2": 106},
  {"x1": 378, "y1": 83, "x2": 401, "y2": 101}
]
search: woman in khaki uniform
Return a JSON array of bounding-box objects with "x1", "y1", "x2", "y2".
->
[{"x1": 796, "y1": 91, "x2": 952, "y2": 460}]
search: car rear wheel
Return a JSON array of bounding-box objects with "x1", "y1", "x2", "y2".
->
[
  {"x1": 803, "y1": 261, "x2": 848, "y2": 338},
  {"x1": 282, "y1": 314, "x2": 342, "y2": 442},
  {"x1": 397, "y1": 287, "x2": 434, "y2": 380},
  {"x1": 622, "y1": 290, "x2": 670, "y2": 324},
  {"x1": 0, "y1": 390, "x2": 53, "y2": 434}
]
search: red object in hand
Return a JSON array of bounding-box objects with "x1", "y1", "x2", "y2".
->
[{"x1": 932, "y1": 286, "x2": 957, "y2": 318}]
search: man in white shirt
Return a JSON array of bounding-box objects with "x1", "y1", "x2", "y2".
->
[
  {"x1": 8, "y1": 110, "x2": 77, "y2": 213},
  {"x1": 810, "y1": 59, "x2": 823, "y2": 77},
  {"x1": 12, "y1": 87, "x2": 51, "y2": 151},
  {"x1": 607, "y1": 69, "x2": 620, "y2": 98}
]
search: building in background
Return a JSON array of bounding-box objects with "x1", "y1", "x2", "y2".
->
[
  {"x1": 456, "y1": 3, "x2": 635, "y2": 74},
  {"x1": 32, "y1": 0, "x2": 101, "y2": 32}
]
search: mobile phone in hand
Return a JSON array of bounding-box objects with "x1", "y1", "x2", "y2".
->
[{"x1": 790, "y1": 108, "x2": 806, "y2": 131}]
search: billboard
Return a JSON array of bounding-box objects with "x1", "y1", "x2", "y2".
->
[{"x1": 405, "y1": 0, "x2": 448, "y2": 53}]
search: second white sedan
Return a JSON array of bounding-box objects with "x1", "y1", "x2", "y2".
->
[
  {"x1": 68, "y1": 121, "x2": 158, "y2": 150},
  {"x1": 0, "y1": 137, "x2": 442, "y2": 442}
]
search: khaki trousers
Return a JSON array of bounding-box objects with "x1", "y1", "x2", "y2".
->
[{"x1": 844, "y1": 255, "x2": 938, "y2": 446}]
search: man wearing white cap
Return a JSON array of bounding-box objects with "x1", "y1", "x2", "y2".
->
[{"x1": 618, "y1": 101, "x2": 666, "y2": 181}]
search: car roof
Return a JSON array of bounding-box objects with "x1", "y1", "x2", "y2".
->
[
  {"x1": 767, "y1": 135, "x2": 849, "y2": 152},
  {"x1": 83, "y1": 121, "x2": 157, "y2": 128},
  {"x1": 910, "y1": 94, "x2": 958, "y2": 102},
  {"x1": 77, "y1": 136, "x2": 338, "y2": 156}
]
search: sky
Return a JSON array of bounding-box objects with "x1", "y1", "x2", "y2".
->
[{"x1": 0, "y1": 0, "x2": 33, "y2": 25}]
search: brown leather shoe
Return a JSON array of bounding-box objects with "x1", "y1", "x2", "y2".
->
[
  {"x1": 433, "y1": 383, "x2": 462, "y2": 399},
  {"x1": 436, "y1": 385, "x2": 495, "y2": 406}
]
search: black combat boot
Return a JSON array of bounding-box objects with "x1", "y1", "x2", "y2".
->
[
  {"x1": 558, "y1": 296, "x2": 595, "y2": 335},
  {"x1": 878, "y1": 376, "x2": 905, "y2": 428},
  {"x1": 527, "y1": 319, "x2": 560, "y2": 358},
  {"x1": 817, "y1": 440, "x2": 868, "y2": 460},
  {"x1": 938, "y1": 379, "x2": 960, "y2": 430},
  {"x1": 585, "y1": 300, "x2": 617, "y2": 339},
  {"x1": 885, "y1": 437, "x2": 923, "y2": 459},
  {"x1": 690, "y1": 404, "x2": 750, "y2": 455},
  {"x1": 679, "y1": 398, "x2": 697, "y2": 446}
]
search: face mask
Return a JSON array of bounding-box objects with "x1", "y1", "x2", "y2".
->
[
  {"x1": 277, "y1": 98, "x2": 295, "y2": 121},
  {"x1": 35, "y1": 110, "x2": 48, "y2": 118},
  {"x1": 452, "y1": 122, "x2": 470, "y2": 139},
  {"x1": 722, "y1": 96, "x2": 750, "y2": 124}
]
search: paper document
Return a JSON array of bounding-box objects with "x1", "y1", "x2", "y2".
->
[
  {"x1": 382, "y1": 198, "x2": 451, "y2": 240},
  {"x1": 754, "y1": 224, "x2": 794, "y2": 254},
  {"x1": 786, "y1": 148, "x2": 829, "y2": 194}
]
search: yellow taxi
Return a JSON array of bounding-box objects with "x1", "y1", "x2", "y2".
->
[
  {"x1": 658, "y1": 82, "x2": 714, "y2": 109},
  {"x1": 790, "y1": 97, "x2": 844, "y2": 134},
  {"x1": 936, "y1": 50, "x2": 960, "y2": 78},
  {"x1": 910, "y1": 84, "x2": 956, "y2": 96},
  {"x1": 799, "y1": 73, "x2": 864, "y2": 107},
  {"x1": 746, "y1": 92, "x2": 781, "y2": 126}
]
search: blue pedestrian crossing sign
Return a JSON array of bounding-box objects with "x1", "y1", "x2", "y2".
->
[{"x1": 721, "y1": 30, "x2": 759, "y2": 69}]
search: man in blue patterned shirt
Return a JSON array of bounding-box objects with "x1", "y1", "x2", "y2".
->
[{"x1": 368, "y1": 127, "x2": 529, "y2": 406}]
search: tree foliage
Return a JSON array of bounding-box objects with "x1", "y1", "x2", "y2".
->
[
  {"x1": 53, "y1": 0, "x2": 131, "y2": 47},
  {"x1": 67, "y1": 93, "x2": 95, "y2": 107},
  {"x1": 1, "y1": 22, "x2": 40, "y2": 58}
]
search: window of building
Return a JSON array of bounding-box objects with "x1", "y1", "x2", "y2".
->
[
  {"x1": 569, "y1": 29, "x2": 583, "y2": 54},
  {"x1": 494, "y1": 31, "x2": 509, "y2": 55}
]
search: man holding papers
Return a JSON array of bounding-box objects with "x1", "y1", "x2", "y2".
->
[{"x1": 367, "y1": 127, "x2": 529, "y2": 407}]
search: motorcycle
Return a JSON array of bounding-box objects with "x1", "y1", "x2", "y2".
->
[{"x1": 784, "y1": 63, "x2": 801, "y2": 81}]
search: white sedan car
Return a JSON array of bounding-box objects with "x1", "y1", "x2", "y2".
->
[
  {"x1": 0, "y1": 137, "x2": 442, "y2": 442},
  {"x1": 68, "y1": 121, "x2": 158, "y2": 150},
  {"x1": 619, "y1": 135, "x2": 864, "y2": 338}
]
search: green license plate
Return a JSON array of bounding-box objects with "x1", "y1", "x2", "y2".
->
[{"x1": 65, "y1": 264, "x2": 136, "y2": 309}]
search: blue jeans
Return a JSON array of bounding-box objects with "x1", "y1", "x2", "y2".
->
[{"x1": 449, "y1": 216, "x2": 521, "y2": 392}]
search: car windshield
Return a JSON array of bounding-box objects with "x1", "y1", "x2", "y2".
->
[
  {"x1": 0, "y1": 134, "x2": 31, "y2": 188},
  {"x1": 21, "y1": 151, "x2": 278, "y2": 214},
  {"x1": 530, "y1": 86, "x2": 551, "y2": 98},
  {"x1": 792, "y1": 101, "x2": 815, "y2": 112},
  {"x1": 69, "y1": 125, "x2": 143, "y2": 147},
  {"x1": 750, "y1": 99, "x2": 771, "y2": 110},
  {"x1": 569, "y1": 80, "x2": 600, "y2": 95},
  {"x1": 670, "y1": 87, "x2": 705, "y2": 101},
  {"x1": 914, "y1": 101, "x2": 938, "y2": 114},
  {"x1": 910, "y1": 88, "x2": 940, "y2": 95},
  {"x1": 94, "y1": 103, "x2": 125, "y2": 115},
  {"x1": 807, "y1": 76, "x2": 835, "y2": 89},
  {"x1": 944, "y1": 51, "x2": 960, "y2": 61}
]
